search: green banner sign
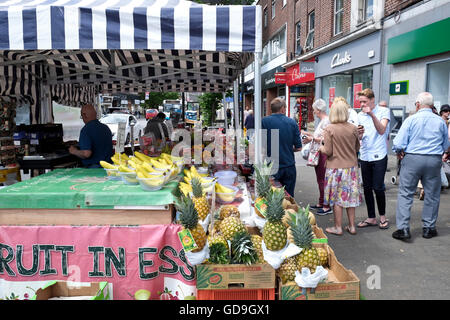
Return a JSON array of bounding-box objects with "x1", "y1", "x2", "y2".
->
[{"x1": 389, "y1": 81, "x2": 409, "y2": 95}]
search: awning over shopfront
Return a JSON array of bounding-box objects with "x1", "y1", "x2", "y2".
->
[{"x1": 0, "y1": 0, "x2": 262, "y2": 112}]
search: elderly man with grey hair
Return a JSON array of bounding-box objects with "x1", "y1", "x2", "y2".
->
[
  {"x1": 392, "y1": 92, "x2": 450, "y2": 241},
  {"x1": 302, "y1": 98, "x2": 332, "y2": 215}
]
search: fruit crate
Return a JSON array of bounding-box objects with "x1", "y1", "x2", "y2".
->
[{"x1": 197, "y1": 288, "x2": 275, "y2": 300}]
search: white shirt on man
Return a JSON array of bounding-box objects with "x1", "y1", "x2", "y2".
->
[
  {"x1": 358, "y1": 105, "x2": 390, "y2": 162},
  {"x1": 348, "y1": 108, "x2": 359, "y2": 126}
]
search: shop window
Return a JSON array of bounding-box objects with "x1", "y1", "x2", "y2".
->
[
  {"x1": 272, "y1": 0, "x2": 276, "y2": 19},
  {"x1": 264, "y1": 7, "x2": 268, "y2": 27},
  {"x1": 426, "y1": 59, "x2": 450, "y2": 111},
  {"x1": 358, "y1": 0, "x2": 374, "y2": 24},
  {"x1": 263, "y1": 27, "x2": 286, "y2": 66},
  {"x1": 295, "y1": 22, "x2": 302, "y2": 55},
  {"x1": 305, "y1": 11, "x2": 315, "y2": 51},
  {"x1": 334, "y1": 0, "x2": 344, "y2": 35}
]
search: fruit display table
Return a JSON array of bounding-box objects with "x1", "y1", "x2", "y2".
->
[{"x1": 0, "y1": 168, "x2": 178, "y2": 225}]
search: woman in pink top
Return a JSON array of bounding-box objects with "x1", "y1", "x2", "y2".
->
[{"x1": 319, "y1": 98, "x2": 363, "y2": 235}]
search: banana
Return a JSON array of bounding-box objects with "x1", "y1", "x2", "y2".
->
[
  {"x1": 141, "y1": 162, "x2": 156, "y2": 173},
  {"x1": 134, "y1": 151, "x2": 152, "y2": 163},
  {"x1": 118, "y1": 165, "x2": 135, "y2": 173},
  {"x1": 215, "y1": 182, "x2": 235, "y2": 194},
  {"x1": 100, "y1": 161, "x2": 117, "y2": 169},
  {"x1": 151, "y1": 159, "x2": 171, "y2": 170},
  {"x1": 190, "y1": 166, "x2": 200, "y2": 178}
]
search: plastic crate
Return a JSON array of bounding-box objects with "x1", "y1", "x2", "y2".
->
[{"x1": 197, "y1": 288, "x2": 275, "y2": 300}]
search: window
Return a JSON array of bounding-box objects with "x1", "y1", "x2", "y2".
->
[
  {"x1": 358, "y1": 0, "x2": 374, "y2": 23},
  {"x1": 305, "y1": 11, "x2": 315, "y2": 51},
  {"x1": 295, "y1": 22, "x2": 302, "y2": 55},
  {"x1": 262, "y1": 27, "x2": 286, "y2": 65},
  {"x1": 426, "y1": 59, "x2": 450, "y2": 112},
  {"x1": 272, "y1": 0, "x2": 276, "y2": 19},
  {"x1": 264, "y1": 8, "x2": 268, "y2": 27},
  {"x1": 334, "y1": 0, "x2": 344, "y2": 35}
]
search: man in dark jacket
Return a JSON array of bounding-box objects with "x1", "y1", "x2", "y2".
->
[{"x1": 144, "y1": 112, "x2": 169, "y2": 140}]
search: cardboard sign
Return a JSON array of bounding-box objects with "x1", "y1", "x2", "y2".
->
[{"x1": 116, "y1": 122, "x2": 126, "y2": 152}]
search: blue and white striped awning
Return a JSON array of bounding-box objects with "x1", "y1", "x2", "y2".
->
[{"x1": 0, "y1": 0, "x2": 262, "y2": 53}]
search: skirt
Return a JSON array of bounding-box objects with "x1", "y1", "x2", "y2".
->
[{"x1": 324, "y1": 166, "x2": 362, "y2": 208}]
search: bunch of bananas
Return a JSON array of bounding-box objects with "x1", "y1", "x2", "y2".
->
[
  {"x1": 215, "y1": 182, "x2": 237, "y2": 203},
  {"x1": 183, "y1": 166, "x2": 216, "y2": 193}
]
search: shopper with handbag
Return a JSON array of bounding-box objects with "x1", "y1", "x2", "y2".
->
[
  {"x1": 319, "y1": 98, "x2": 362, "y2": 235},
  {"x1": 302, "y1": 98, "x2": 332, "y2": 215}
]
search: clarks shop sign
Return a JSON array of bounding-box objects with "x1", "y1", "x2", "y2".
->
[
  {"x1": 315, "y1": 31, "x2": 382, "y2": 78},
  {"x1": 331, "y1": 51, "x2": 352, "y2": 68}
]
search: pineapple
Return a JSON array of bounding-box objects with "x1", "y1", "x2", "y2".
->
[
  {"x1": 262, "y1": 188, "x2": 288, "y2": 251},
  {"x1": 317, "y1": 247, "x2": 328, "y2": 267},
  {"x1": 209, "y1": 243, "x2": 230, "y2": 264},
  {"x1": 175, "y1": 196, "x2": 207, "y2": 253},
  {"x1": 289, "y1": 209, "x2": 320, "y2": 273},
  {"x1": 219, "y1": 216, "x2": 247, "y2": 241},
  {"x1": 278, "y1": 256, "x2": 298, "y2": 284},
  {"x1": 191, "y1": 177, "x2": 210, "y2": 221},
  {"x1": 254, "y1": 161, "x2": 273, "y2": 218},
  {"x1": 208, "y1": 233, "x2": 229, "y2": 250},
  {"x1": 230, "y1": 231, "x2": 258, "y2": 265},
  {"x1": 219, "y1": 205, "x2": 240, "y2": 220},
  {"x1": 251, "y1": 235, "x2": 265, "y2": 263}
]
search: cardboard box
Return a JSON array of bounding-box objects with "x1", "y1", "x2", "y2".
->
[
  {"x1": 278, "y1": 245, "x2": 360, "y2": 300},
  {"x1": 196, "y1": 263, "x2": 275, "y2": 290},
  {"x1": 32, "y1": 281, "x2": 110, "y2": 300},
  {"x1": 313, "y1": 225, "x2": 328, "y2": 242}
]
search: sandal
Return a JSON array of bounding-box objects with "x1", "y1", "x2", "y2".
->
[
  {"x1": 357, "y1": 219, "x2": 378, "y2": 228},
  {"x1": 345, "y1": 226, "x2": 357, "y2": 235},
  {"x1": 379, "y1": 219, "x2": 390, "y2": 229},
  {"x1": 325, "y1": 227, "x2": 343, "y2": 236}
]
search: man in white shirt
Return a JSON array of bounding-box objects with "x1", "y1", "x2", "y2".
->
[{"x1": 356, "y1": 88, "x2": 390, "y2": 230}]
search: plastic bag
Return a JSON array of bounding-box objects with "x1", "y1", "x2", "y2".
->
[
  {"x1": 261, "y1": 241, "x2": 302, "y2": 270},
  {"x1": 199, "y1": 214, "x2": 211, "y2": 233},
  {"x1": 185, "y1": 241, "x2": 210, "y2": 266},
  {"x1": 294, "y1": 266, "x2": 328, "y2": 290},
  {"x1": 301, "y1": 142, "x2": 311, "y2": 160},
  {"x1": 307, "y1": 142, "x2": 320, "y2": 167}
]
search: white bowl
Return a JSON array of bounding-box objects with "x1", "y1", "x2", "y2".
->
[
  {"x1": 214, "y1": 170, "x2": 237, "y2": 186},
  {"x1": 104, "y1": 168, "x2": 121, "y2": 180},
  {"x1": 138, "y1": 177, "x2": 165, "y2": 191},
  {"x1": 119, "y1": 171, "x2": 139, "y2": 185},
  {"x1": 215, "y1": 185, "x2": 239, "y2": 204}
]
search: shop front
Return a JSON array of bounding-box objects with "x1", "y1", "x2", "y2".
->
[
  {"x1": 243, "y1": 79, "x2": 254, "y2": 112},
  {"x1": 261, "y1": 66, "x2": 285, "y2": 117},
  {"x1": 385, "y1": 17, "x2": 450, "y2": 113},
  {"x1": 315, "y1": 31, "x2": 382, "y2": 111}
]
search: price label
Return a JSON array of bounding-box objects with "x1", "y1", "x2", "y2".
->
[
  {"x1": 178, "y1": 229, "x2": 198, "y2": 252},
  {"x1": 116, "y1": 122, "x2": 126, "y2": 153}
]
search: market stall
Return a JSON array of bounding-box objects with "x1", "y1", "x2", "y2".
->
[{"x1": 0, "y1": 0, "x2": 264, "y2": 300}]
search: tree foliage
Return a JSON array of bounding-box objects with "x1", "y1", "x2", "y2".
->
[
  {"x1": 198, "y1": 93, "x2": 223, "y2": 126},
  {"x1": 139, "y1": 92, "x2": 180, "y2": 110}
]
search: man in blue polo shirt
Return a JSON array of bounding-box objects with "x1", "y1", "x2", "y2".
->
[
  {"x1": 262, "y1": 97, "x2": 302, "y2": 197},
  {"x1": 69, "y1": 104, "x2": 113, "y2": 168}
]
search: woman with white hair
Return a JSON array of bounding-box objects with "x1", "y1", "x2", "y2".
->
[{"x1": 303, "y1": 98, "x2": 332, "y2": 215}]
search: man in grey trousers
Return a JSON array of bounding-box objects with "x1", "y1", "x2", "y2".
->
[{"x1": 392, "y1": 92, "x2": 450, "y2": 241}]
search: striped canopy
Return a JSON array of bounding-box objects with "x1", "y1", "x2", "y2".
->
[{"x1": 0, "y1": 0, "x2": 261, "y2": 120}]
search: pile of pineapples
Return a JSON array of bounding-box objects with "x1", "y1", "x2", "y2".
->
[
  {"x1": 174, "y1": 173, "x2": 264, "y2": 265},
  {"x1": 253, "y1": 162, "x2": 328, "y2": 284}
]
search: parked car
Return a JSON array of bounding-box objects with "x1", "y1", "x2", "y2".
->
[
  {"x1": 99, "y1": 113, "x2": 143, "y2": 145},
  {"x1": 145, "y1": 108, "x2": 158, "y2": 120}
]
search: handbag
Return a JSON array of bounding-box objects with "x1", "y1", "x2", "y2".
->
[{"x1": 307, "y1": 141, "x2": 321, "y2": 167}]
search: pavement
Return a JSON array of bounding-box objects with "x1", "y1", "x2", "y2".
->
[{"x1": 292, "y1": 153, "x2": 450, "y2": 300}]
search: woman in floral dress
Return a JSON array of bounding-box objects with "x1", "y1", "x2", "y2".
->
[{"x1": 319, "y1": 98, "x2": 362, "y2": 235}]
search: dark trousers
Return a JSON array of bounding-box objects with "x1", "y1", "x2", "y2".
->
[
  {"x1": 273, "y1": 165, "x2": 297, "y2": 197},
  {"x1": 360, "y1": 156, "x2": 388, "y2": 218},
  {"x1": 314, "y1": 152, "x2": 327, "y2": 206}
]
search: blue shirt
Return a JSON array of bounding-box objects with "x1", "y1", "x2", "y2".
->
[
  {"x1": 392, "y1": 108, "x2": 450, "y2": 155},
  {"x1": 79, "y1": 119, "x2": 114, "y2": 168},
  {"x1": 357, "y1": 105, "x2": 390, "y2": 161},
  {"x1": 262, "y1": 113, "x2": 302, "y2": 168}
]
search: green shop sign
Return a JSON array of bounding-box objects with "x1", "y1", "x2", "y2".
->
[
  {"x1": 388, "y1": 18, "x2": 450, "y2": 64},
  {"x1": 389, "y1": 81, "x2": 409, "y2": 95}
]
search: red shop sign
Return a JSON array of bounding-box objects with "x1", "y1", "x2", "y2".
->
[{"x1": 286, "y1": 64, "x2": 315, "y2": 86}]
